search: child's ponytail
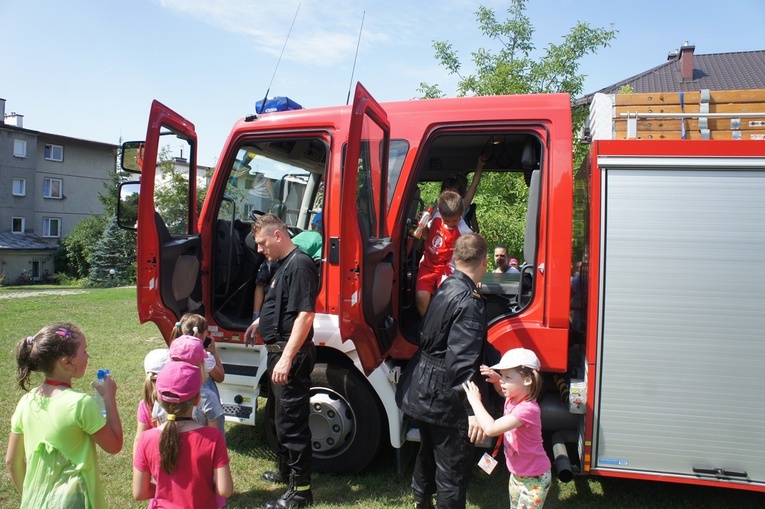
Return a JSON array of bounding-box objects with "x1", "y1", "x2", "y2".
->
[
  {"x1": 158, "y1": 399, "x2": 195, "y2": 474},
  {"x1": 16, "y1": 336, "x2": 37, "y2": 391},
  {"x1": 171, "y1": 321, "x2": 183, "y2": 341}
]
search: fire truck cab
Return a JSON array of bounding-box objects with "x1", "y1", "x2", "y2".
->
[{"x1": 118, "y1": 84, "x2": 571, "y2": 474}]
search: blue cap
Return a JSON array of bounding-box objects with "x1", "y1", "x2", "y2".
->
[{"x1": 311, "y1": 211, "x2": 323, "y2": 228}]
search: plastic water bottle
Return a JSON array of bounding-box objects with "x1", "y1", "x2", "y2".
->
[
  {"x1": 93, "y1": 369, "x2": 109, "y2": 418},
  {"x1": 413, "y1": 206, "x2": 433, "y2": 239}
]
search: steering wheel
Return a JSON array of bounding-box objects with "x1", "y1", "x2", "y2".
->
[{"x1": 248, "y1": 209, "x2": 267, "y2": 222}]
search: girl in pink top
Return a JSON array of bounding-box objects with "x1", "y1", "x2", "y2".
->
[
  {"x1": 133, "y1": 361, "x2": 233, "y2": 508},
  {"x1": 463, "y1": 348, "x2": 551, "y2": 509}
]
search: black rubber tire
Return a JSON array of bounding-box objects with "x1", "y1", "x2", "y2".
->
[{"x1": 264, "y1": 361, "x2": 385, "y2": 474}]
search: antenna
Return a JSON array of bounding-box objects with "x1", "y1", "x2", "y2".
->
[
  {"x1": 346, "y1": 11, "x2": 365, "y2": 105},
  {"x1": 258, "y1": 3, "x2": 301, "y2": 114}
]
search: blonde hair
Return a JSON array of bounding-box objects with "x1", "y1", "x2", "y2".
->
[
  {"x1": 171, "y1": 313, "x2": 208, "y2": 341},
  {"x1": 142, "y1": 374, "x2": 159, "y2": 423}
]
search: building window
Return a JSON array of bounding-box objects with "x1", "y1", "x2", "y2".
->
[
  {"x1": 43, "y1": 178, "x2": 63, "y2": 199},
  {"x1": 12, "y1": 178, "x2": 26, "y2": 196},
  {"x1": 42, "y1": 217, "x2": 61, "y2": 237},
  {"x1": 13, "y1": 139, "x2": 27, "y2": 158},
  {"x1": 45, "y1": 144, "x2": 64, "y2": 162},
  {"x1": 12, "y1": 217, "x2": 25, "y2": 233}
]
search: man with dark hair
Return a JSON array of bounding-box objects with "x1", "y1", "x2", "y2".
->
[
  {"x1": 493, "y1": 244, "x2": 510, "y2": 273},
  {"x1": 493, "y1": 244, "x2": 519, "y2": 274},
  {"x1": 400, "y1": 232, "x2": 491, "y2": 509},
  {"x1": 245, "y1": 214, "x2": 319, "y2": 508}
]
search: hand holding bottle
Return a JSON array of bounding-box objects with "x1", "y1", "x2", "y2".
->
[
  {"x1": 413, "y1": 206, "x2": 433, "y2": 239},
  {"x1": 92, "y1": 369, "x2": 117, "y2": 418}
]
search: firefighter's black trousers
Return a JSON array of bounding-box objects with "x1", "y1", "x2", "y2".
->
[
  {"x1": 267, "y1": 342, "x2": 316, "y2": 484},
  {"x1": 412, "y1": 421, "x2": 475, "y2": 509}
]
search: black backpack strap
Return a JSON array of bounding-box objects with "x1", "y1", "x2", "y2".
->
[{"x1": 272, "y1": 248, "x2": 302, "y2": 338}]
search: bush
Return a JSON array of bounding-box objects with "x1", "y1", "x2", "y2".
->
[{"x1": 57, "y1": 216, "x2": 106, "y2": 279}]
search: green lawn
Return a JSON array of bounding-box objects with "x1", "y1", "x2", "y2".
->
[{"x1": 0, "y1": 287, "x2": 762, "y2": 508}]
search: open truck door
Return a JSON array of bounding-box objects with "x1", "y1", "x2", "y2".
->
[
  {"x1": 121, "y1": 100, "x2": 202, "y2": 340},
  {"x1": 338, "y1": 83, "x2": 397, "y2": 374}
]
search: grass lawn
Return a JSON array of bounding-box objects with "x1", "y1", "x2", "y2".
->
[{"x1": 0, "y1": 286, "x2": 762, "y2": 508}]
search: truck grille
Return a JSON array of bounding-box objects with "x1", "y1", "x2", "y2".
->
[{"x1": 223, "y1": 404, "x2": 253, "y2": 419}]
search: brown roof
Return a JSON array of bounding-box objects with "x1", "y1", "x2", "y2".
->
[{"x1": 579, "y1": 45, "x2": 765, "y2": 104}]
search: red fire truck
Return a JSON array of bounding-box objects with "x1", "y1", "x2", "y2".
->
[{"x1": 118, "y1": 84, "x2": 765, "y2": 491}]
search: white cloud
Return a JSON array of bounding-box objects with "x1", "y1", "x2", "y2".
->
[{"x1": 157, "y1": 0, "x2": 394, "y2": 66}]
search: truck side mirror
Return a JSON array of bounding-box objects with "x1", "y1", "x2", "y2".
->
[
  {"x1": 117, "y1": 182, "x2": 140, "y2": 230},
  {"x1": 121, "y1": 141, "x2": 145, "y2": 174}
]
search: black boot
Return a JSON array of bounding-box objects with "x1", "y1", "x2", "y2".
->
[
  {"x1": 413, "y1": 492, "x2": 434, "y2": 509},
  {"x1": 264, "y1": 474, "x2": 313, "y2": 508},
  {"x1": 262, "y1": 457, "x2": 289, "y2": 484}
]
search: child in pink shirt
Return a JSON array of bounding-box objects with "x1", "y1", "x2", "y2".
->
[
  {"x1": 133, "y1": 361, "x2": 232, "y2": 508},
  {"x1": 463, "y1": 348, "x2": 551, "y2": 509}
]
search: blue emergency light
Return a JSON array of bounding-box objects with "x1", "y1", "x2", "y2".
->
[{"x1": 255, "y1": 97, "x2": 303, "y2": 114}]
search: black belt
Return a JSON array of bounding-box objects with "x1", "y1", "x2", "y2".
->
[
  {"x1": 264, "y1": 341, "x2": 287, "y2": 353},
  {"x1": 264, "y1": 340, "x2": 312, "y2": 353}
]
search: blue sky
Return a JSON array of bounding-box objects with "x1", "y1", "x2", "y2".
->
[{"x1": 2, "y1": 0, "x2": 764, "y2": 166}]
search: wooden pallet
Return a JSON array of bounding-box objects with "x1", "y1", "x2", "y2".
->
[{"x1": 598, "y1": 89, "x2": 765, "y2": 140}]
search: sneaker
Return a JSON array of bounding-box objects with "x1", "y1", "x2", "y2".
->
[{"x1": 263, "y1": 486, "x2": 313, "y2": 508}]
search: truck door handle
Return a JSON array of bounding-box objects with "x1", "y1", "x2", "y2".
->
[{"x1": 692, "y1": 466, "x2": 748, "y2": 478}]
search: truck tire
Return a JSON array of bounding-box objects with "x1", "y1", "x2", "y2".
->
[{"x1": 264, "y1": 361, "x2": 384, "y2": 474}]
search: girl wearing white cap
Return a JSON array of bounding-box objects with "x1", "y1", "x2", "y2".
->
[
  {"x1": 133, "y1": 348, "x2": 170, "y2": 454},
  {"x1": 463, "y1": 348, "x2": 551, "y2": 509}
]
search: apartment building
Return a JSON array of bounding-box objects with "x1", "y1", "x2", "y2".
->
[{"x1": 0, "y1": 98, "x2": 117, "y2": 283}]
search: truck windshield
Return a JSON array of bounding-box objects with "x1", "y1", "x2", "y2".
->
[{"x1": 223, "y1": 145, "x2": 314, "y2": 228}]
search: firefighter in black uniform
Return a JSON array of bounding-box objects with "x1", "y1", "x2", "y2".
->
[
  {"x1": 245, "y1": 214, "x2": 319, "y2": 509},
  {"x1": 400, "y1": 233, "x2": 490, "y2": 509}
]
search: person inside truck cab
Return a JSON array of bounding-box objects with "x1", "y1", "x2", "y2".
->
[
  {"x1": 441, "y1": 154, "x2": 487, "y2": 210},
  {"x1": 415, "y1": 191, "x2": 473, "y2": 316},
  {"x1": 439, "y1": 154, "x2": 487, "y2": 230},
  {"x1": 291, "y1": 211, "x2": 323, "y2": 260},
  {"x1": 252, "y1": 260, "x2": 277, "y2": 321}
]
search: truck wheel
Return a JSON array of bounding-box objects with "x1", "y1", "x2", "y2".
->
[{"x1": 264, "y1": 361, "x2": 384, "y2": 474}]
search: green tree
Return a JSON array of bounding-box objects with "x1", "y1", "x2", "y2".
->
[
  {"x1": 422, "y1": 1, "x2": 616, "y2": 99},
  {"x1": 419, "y1": 0, "x2": 616, "y2": 261},
  {"x1": 86, "y1": 216, "x2": 135, "y2": 287}
]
